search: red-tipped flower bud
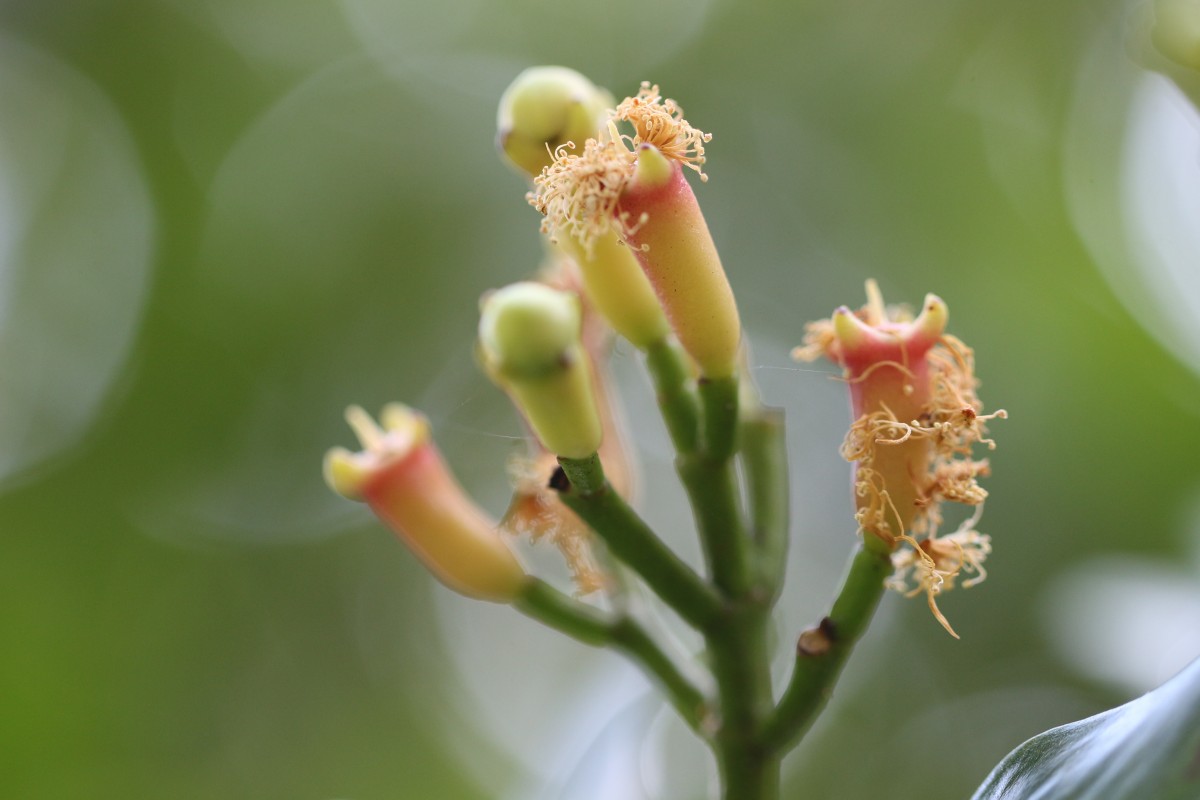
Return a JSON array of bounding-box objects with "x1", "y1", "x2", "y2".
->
[{"x1": 324, "y1": 404, "x2": 526, "y2": 603}]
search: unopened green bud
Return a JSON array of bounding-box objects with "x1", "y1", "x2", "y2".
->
[
  {"x1": 497, "y1": 66, "x2": 613, "y2": 178},
  {"x1": 479, "y1": 282, "x2": 602, "y2": 459},
  {"x1": 480, "y1": 282, "x2": 580, "y2": 379},
  {"x1": 1152, "y1": 0, "x2": 1200, "y2": 71}
]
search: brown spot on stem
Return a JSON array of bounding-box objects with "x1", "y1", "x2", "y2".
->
[
  {"x1": 798, "y1": 617, "x2": 837, "y2": 657},
  {"x1": 548, "y1": 466, "x2": 571, "y2": 493}
]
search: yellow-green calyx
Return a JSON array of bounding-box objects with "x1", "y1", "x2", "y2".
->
[
  {"x1": 323, "y1": 404, "x2": 527, "y2": 603},
  {"x1": 479, "y1": 282, "x2": 603, "y2": 459},
  {"x1": 497, "y1": 66, "x2": 613, "y2": 178},
  {"x1": 558, "y1": 230, "x2": 670, "y2": 350}
]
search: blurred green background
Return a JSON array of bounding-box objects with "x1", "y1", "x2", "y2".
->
[{"x1": 3, "y1": 0, "x2": 1199, "y2": 797}]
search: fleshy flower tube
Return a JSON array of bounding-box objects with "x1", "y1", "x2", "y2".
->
[
  {"x1": 324, "y1": 404, "x2": 527, "y2": 603},
  {"x1": 796, "y1": 282, "x2": 1006, "y2": 635}
]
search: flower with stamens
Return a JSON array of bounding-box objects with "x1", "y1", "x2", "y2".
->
[
  {"x1": 492, "y1": 65, "x2": 672, "y2": 347},
  {"x1": 797, "y1": 281, "x2": 950, "y2": 544},
  {"x1": 530, "y1": 138, "x2": 635, "y2": 251},
  {"x1": 796, "y1": 281, "x2": 1005, "y2": 634},
  {"x1": 324, "y1": 404, "x2": 527, "y2": 602},
  {"x1": 529, "y1": 139, "x2": 658, "y2": 357},
  {"x1": 530, "y1": 142, "x2": 670, "y2": 348},
  {"x1": 529, "y1": 83, "x2": 740, "y2": 378},
  {"x1": 479, "y1": 281, "x2": 602, "y2": 459},
  {"x1": 611, "y1": 83, "x2": 711, "y2": 178},
  {"x1": 497, "y1": 69, "x2": 668, "y2": 349},
  {"x1": 497, "y1": 66, "x2": 613, "y2": 178}
]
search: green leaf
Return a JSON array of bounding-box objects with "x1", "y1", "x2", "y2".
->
[{"x1": 972, "y1": 657, "x2": 1200, "y2": 800}]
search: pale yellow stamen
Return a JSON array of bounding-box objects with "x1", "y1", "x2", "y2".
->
[
  {"x1": 528, "y1": 139, "x2": 638, "y2": 255},
  {"x1": 844, "y1": 359, "x2": 918, "y2": 386},
  {"x1": 887, "y1": 519, "x2": 992, "y2": 638},
  {"x1": 612, "y1": 82, "x2": 712, "y2": 180},
  {"x1": 791, "y1": 318, "x2": 837, "y2": 363},
  {"x1": 346, "y1": 405, "x2": 386, "y2": 450},
  {"x1": 864, "y1": 279, "x2": 886, "y2": 326}
]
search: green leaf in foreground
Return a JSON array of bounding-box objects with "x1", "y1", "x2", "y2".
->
[{"x1": 972, "y1": 656, "x2": 1200, "y2": 800}]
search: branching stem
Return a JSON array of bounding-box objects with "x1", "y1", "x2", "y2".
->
[
  {"x1": 555, "y1": 454, "x2": 723, "y2": 630},
  {"x1": 515, "y1": 579, "x2": 711, "y2": 731},
  {"x1": 762, "y1": 543, "x2": 892, "y2": 752}
]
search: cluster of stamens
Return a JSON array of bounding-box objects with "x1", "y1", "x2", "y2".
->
[
  {"x1": 887, "y1": 524, "x2": 993, "y2": 637},
  {"x1": 611, "y1": 82, "x2": 711, "y2": 178},
  {"x1": 527, "y1": 83, "x2": 712, "y2": 254}
]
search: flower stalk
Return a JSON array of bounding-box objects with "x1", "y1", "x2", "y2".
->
[
  {"x1": 322, "y1": 72, "x2": 1007, "y2": 800},
  {"x1": 514, "y1": 579, "x2": 711, "y2": 730}
]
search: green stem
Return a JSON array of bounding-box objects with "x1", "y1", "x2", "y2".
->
[
  {"x1": 689, "y1": 376, "x2": 781, "y2": 798},
  {"x1": 699, "y1": 376, "x2": 739, "y2": 461},
  {"x1": 739, "y1": 409, "x2": 790, "y2": 599},
  {"x1": 611, "y1": 617, "x2": 711, "y2": 732},
  {"x1": 677, "y1": 453, "x2": 752, "y2": 597},
  {"x1": 550, "y1": 345, "x2": 849, "y2": 800},
  {"x1": 673, "y1": 374, "x2": 752, "y2": 597},
  {"x1": 644, "y1": 338, "x2": 700, "y2": 453},
  {"x1": 761, "y1": 543, "x2": 892, "y2": 752},
  {"x1": 555, "y1": 454, "x2": 722, "y2": 630},
  {"x1": 708, "y1": 598, "x2": 779, "y2": 800},
  {"x1": 717, "y1": 744, "x2": 781, "y2": 800},
  {"x1": 515, "y1": 579, "x2": 711, "y2": 731}
]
